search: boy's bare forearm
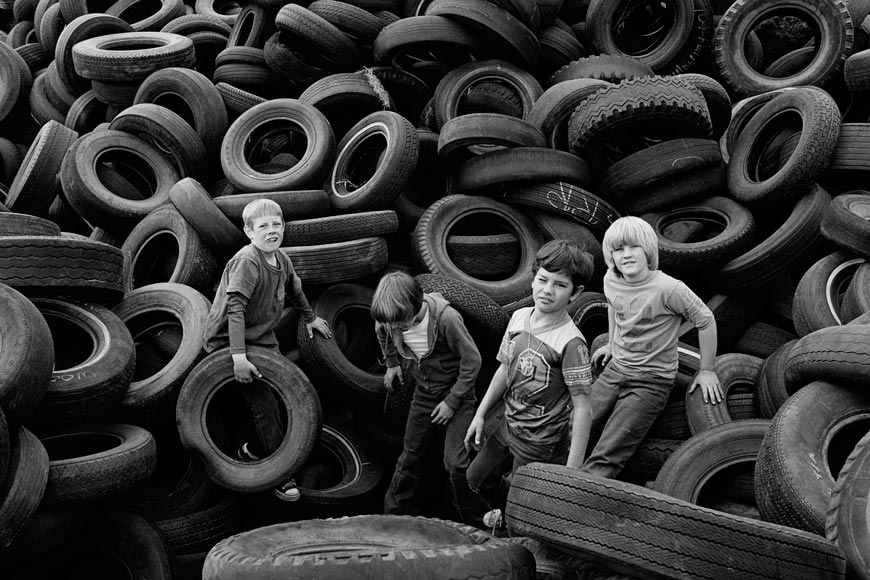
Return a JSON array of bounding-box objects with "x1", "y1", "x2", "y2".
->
[
  {"x1": 474, "y1": 363, "x2": 508, "y2": 419},
  {"x1": 696, "y1": 323, "x2": 718, "y2": 371},
  {"x1": 567, "y1": 394, "x2": 592, "y2": 469}
]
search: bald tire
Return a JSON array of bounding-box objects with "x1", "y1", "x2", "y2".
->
[
  {"x1": 826, "y1": 430, "x2": 870, "y2": 580},
  {"x1": 506, "y1": 463, "x2": 846, "y2": 580},
  {"x1": 202, "y1": 515, "x2": 535, "y2": 580},
  {"x1": 0, "y1": 426, "x2": 49, "y2": 554},
  {"x1": 756, "y1": 381, "x2": 870, "y2": 536},
  {"x1": 42, "y1": 423, "x2": 157, "y2": 507}
]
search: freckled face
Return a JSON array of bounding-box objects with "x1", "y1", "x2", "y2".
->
[{"x1": 245, "y1": 214, "x2": 284, "y2": 254}]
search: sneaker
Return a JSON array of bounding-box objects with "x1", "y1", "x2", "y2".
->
[
  {"x1": 273, "y1": 479, "x2": 301, "y2": 502},
  {"x1": 236, "y1": 442, "x2": 260, "y2": 461},
  {"x1": 483, "y1": 508, "x2": 503, "y2": 532}
]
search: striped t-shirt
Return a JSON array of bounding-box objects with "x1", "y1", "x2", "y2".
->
[{"x1": 497, "y1": 307, "x2": 593, "y2": 445}]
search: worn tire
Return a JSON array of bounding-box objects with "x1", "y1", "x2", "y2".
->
[
  {"x1": 177, "y1": 347, "x2": 322, "y2": 493},
  {"x1": 112, "y1": 282, "x2": 210, "y2": 425},
  {"x1": 507, "y1": 463, "x2": 846, "y2": 580},
  {"x1": 203, "y1": 515, "x2": 535, "y2": 579},
  {"x1": 30, "y1": 298, "x2": 135, "y2": 428},
  {"x1": 41, "y1": 422, "x2": 157, "y2": 507},
  {"x1": 755, "y1": 380, "x2": 870, "y2": 535}
]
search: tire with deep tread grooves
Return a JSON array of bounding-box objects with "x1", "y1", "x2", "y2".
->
[
  {"x1": 713, "y1": 0, "x2": 853, "y2": 97},
  {"x1": 506, "y1": 462, "x2": 846, "y2": 580},
  {"x1": 685, "y1": 353, "x2": 763, "y2": 434},
  {"x1": 727, "y1": 87, "x2": 842, "y2": 208},
  {"x1": 283, "y1": 210, "x2": 398, "y2": 245},
  {"x1": 415, "y1": 273, "x2": 510, "y2": 339},
  {"x1": 568, "y1": 75, "x2": 712, "y2": 171},
  {"x1": 202, "y1": 515, "x2": 535, "y2": 579}
]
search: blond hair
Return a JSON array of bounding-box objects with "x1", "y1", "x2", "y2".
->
[
  {"x1": 601, "y1": 216, "x2": 659, "y2": 273},
  {"x1": 242, "y1": 199, "x2": 283, "y2": 229},
  {"x1": 371, "y1": 271, "x2": 423, "y2": 323}
]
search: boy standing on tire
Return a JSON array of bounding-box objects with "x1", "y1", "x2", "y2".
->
[
  {"x1": 372, "y1": 272, "x2": 486, "y2": 525},
  {"x1": 464, "y1": 240, "x2": 596, "y2": 532},
  {"x1": 582, "y1": 216, "x2": 722, "y2": 479},
  {"x1": 203, "y1": 198, "x2": 331, "y2": 501}
]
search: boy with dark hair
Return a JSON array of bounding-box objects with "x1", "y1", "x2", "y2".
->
[
  {"x1": 464, "y1": 239, "x2": 595, "y2": 531},
  {"x1": 372, "y1": 271, "x2": 484, "y2": 524},
  {"x1": 203, "y1": 198, "x2": 331, "y2": 501}
]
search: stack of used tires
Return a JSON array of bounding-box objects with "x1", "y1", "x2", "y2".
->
[{"x1": 1, "y1": 0, "x2": 870, "y2": 577}]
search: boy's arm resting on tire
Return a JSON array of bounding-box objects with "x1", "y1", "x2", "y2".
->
[
  {"x1": 674, "y1": 281, "x2": 722, "y2": 404},
  {"x1": 691, "y1": 323, "x2": 723, "y2": 404},
  {"x1": 227, "y1": 292, "x2": 260, "y2": 382},
  {"x1": 440, "y1": 308, "x2": 481, "y2": 410}
]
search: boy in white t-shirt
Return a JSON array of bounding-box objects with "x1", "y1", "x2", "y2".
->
[
  {"x1": 372, "y1": 272, "x2": 485, "y2": 524},
  {"x1": 582, "y1": 216, "x2": 723, "y2": 478}
]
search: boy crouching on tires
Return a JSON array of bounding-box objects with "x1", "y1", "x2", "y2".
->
[
  {"x1": 202, "y1": 198, "x2": 331, "y2": 501},
  {"x1": 581, "y1": 216, "x2": 723, "y2": 479},
  {"x1": 372, "y1": 271, "x2": 487, "y2": 525},
  {"x1": 464, "y1": 240, "x2": 596, "y2": 533}
]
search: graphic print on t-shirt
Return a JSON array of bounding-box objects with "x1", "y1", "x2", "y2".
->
[{"x1": 496, "y1": 308, "x2": 593, "y2": 445}]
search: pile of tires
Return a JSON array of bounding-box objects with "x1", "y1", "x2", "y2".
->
[{"x1": 1, "y1": 0, "x2": 870, "y2": 577}]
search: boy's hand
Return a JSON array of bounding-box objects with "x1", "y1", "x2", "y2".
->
[
  {"x1": 232, "y1": 355, "x2": 262, "y2": 384},
  {"x1": 307, "y1": 316, "x2": 332, "y2": 339},
  {"x1": 689, "y1": 370, "x2": 723, "y2": 404},
  {"x1": 592, "y1": 343, "x2": 612, "y2": 368},
  {"x1": 431, "y1": 401, "x2": 454, "y2": 425},
  {"x1": 383, "y1": 366, "x2": 403, "y2": 393},
  {"x1": 464, "y1": 415, "x2": 484, "y2": 451}
]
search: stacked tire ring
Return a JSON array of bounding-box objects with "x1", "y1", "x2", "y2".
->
[{"x1": 1, "y1": 0, "x2": 870, "y2": 578}]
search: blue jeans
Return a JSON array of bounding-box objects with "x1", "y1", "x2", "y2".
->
[
  {"x1": 383, "y1": 389, "x2": 485, "y2": 524},
  {"x1": 467, "y1": 418, "x2": 570, "y2": 511},
  {"x1": 581, "y1": 362, "x2": 674, "y2": 479}
]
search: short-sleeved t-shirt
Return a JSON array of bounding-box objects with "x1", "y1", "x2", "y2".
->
[
  {"x1": 497, "y1": 307, "x2": 592, "y2": 445},
  {"x1": 605, "y1": 269, "x2": 714, "y2": 378}
]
